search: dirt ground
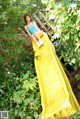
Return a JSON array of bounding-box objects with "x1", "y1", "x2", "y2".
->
[{"x1": 70, "y1": 68, "x2": 80, "y2": 104}]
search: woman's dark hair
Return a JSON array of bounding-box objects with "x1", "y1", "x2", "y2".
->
[{"x1": 24, "y1": 14, "x2": 33, "y2": 24}]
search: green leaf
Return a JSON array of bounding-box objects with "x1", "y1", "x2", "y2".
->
[{"x1": 27, "y1": 116, "x2": 32, "y2": 119}]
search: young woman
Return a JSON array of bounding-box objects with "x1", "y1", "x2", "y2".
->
[{"x1": 24, "y1": 14, "x2": 44, "y2": 48}]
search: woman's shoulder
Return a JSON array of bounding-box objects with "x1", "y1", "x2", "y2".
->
[
  {"x1": 24, "y1": 25, "x2": 28, "y2": 30},
  {"x1": 25, "y1": 24, "x2": 28, "y2": 28}
]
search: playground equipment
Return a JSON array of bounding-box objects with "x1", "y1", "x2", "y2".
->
[{"x1": 32, "y1": 32, "x2": 80, "y2": 119}]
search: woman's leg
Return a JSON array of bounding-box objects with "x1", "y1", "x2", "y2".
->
[
  {"x1": 34, "y1": 33, "x2": 44, "y2": 45},
  {"x1": 31, "y1": 34, "x2": 41, "y2": 47}
]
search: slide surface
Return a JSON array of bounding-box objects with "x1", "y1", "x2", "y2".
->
[{"x1": 32, "y1": 32, "x2": 80, "y2": 119}]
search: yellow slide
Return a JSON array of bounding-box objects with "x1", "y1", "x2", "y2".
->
[{"x1": 32, "y1": 32, "x2": 80, "y2": 119}]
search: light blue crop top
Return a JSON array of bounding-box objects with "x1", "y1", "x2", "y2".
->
[{"x1": 28, "y1": 23, "x2": 40, "y2": 34}]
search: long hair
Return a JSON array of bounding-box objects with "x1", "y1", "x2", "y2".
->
[{"x1": 24, "y1": 14, "x2": 33, "y2": 24}]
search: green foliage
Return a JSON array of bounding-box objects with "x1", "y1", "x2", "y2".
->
[
  {"x1": 0, "y1": 71, "x2": 41, "y2": 119},
  {"x1": 10, "y1": 72, "x2": 41, "y2": 119},
  {"x1": 43, "y1": 1, "x2": 80, "y2": 70},
  {"x1": 1, "y1": 0, "x2": 80, "y2": 119},
  {"x1": 0, "y1": 49, "x2": 41, "y2": 119},
  {"x1": 0, "y1": 0, "x2": 44, "y2": 30},
  {"x1": 75, "y1": 74, "x2": 80, "y2": 81},
  {"x1": 75, "y1": 74, "x2": 80, "y2": 89},
  {"x1": 0, "y1": 1, "x2": 44, "y2": 118},
  {"x1": 71, "y1": 113, "x2": 80, "y2": 119}
]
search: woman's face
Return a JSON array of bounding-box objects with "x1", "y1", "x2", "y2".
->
[{"x1": 26, "y1": 16, "x2": 31, "y2": 22}]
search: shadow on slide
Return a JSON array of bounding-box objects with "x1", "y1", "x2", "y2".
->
[{"x1": 32, "y1": 32, "x2": 80, "y2": 119}]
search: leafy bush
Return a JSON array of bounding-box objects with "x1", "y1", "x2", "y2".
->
[
  {"x1": 0, "y1": 29, "x2": 41, "y2": 118},
  {"x1": 10, "y1": 71, "x2": 41, "y2": 119},
  {"x1": 0, "y1": 1, "x2": 44, "y2": 118},
  {"x1": 43, "y1": 1, "x2": 80, "y2": 70},
  {"x1": 0, "y1": 50, "x2": 41, "y2": 119}
]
